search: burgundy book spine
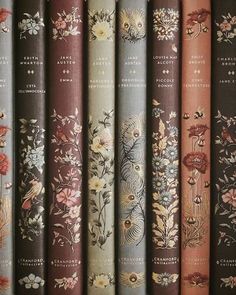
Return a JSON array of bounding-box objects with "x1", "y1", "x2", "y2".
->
[
  {"x1": 15, "y1": 1, "x2": 46, "y2": 294},
  {"x1": 0, "y1": 1, "x2": 14, "y2": 294},
  {"x1": 150, "y1": 0, "x2": 181, "y2": 294},
  {"x1": 181, "y1": 1, "x2": 211, "y2": 295},
  {"x1": 48, "y1": 1, "x2": 84, "y2": 294},
  {"x1": 211, "y1": 0, "x2": 236, "y2": 294}
]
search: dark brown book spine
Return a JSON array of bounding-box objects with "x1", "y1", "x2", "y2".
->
[
  {"x1": 15, "y1": 1, "x2": 46, "y2": 294},
  {"x1": 211, "y1": 1, "x2": 236, "y2": 293},
  {"x1": 150, "y1": 1, "x2": 180, "y2": 294},
  {"x1": 0, "y1": 1, "x2": 14, "y2": 294},
  {"x1": 48, "y1": 1, "x2": 84, "y2": 294}
]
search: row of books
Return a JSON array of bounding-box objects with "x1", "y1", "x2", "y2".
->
[{"x1": 0, "y1": 0, "x2": 235, "y2": 294}]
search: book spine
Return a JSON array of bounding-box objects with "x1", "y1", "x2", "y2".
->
[
  {"x1": 15, "y1": 1, "x2": 46, "y2": 294},
  {"x1": 181, "y1": 1, "x2": 211, "y2": 295},
  {"x1": 117, "y1": 0, "x2": 147, "y2": 294},
  {"x1": 211, "y1": 1, "x2": 236, "y2": 294},
  {"x1": 150, "y1": 0, "x2": 180, "y2": 294},
  {"x1": 0, "y1": 1, "x2": 14, "y2": 294},
  {"x1": 87, "y1": 0, "x2": 116, "y2": 294},
  {"x1": 47, "y1": 1, "x2": 84, "y2": 294}
]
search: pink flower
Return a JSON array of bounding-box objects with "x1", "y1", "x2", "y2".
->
[
  {"x1": 54, "y1": 17, "x2": 67, "y2": 30},
  {"x1": 56, "y1": 188, "x2": 79, "y2": 207},
  {"x1": 65, "y1": 278, "x2": 76, "y2": 289},
  {"x1": 220, "y1": 20, "x2": 232, "y2": 32},
  {"x1": 222, "y1": 189, "x2": 236, "y2": 207}
]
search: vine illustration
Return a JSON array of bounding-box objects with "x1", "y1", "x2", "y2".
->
[
  {"x1": 119, "y1": 114, "x2": 145, "y2": 246},
  {"x1": 18, "y1": 119, "x2": 45, "y2": 241},
  {"x1": 88, "y1": 110, "x2": 114, "y2": 249},
  {"x1": 50, "y1": 109, "x2": 82, "y2": 251},
  {"x1": 214, "y1": 111, "x2": 236, "y2": 247},
  {"x1": 182, "y1": 108, "x2": 210, "y2": 248},
  {"x1": 152, "y1": 100, "x2": 179, "y2": 249}
]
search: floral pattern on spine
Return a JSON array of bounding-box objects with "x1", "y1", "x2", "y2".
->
[
  {"x1": 0, "y1": 8, "x2": 12, "y2": 33},
  {"x1": 216, "y1": 13, "x2": 236, "y2": 44},
  {"x1": 152, "y1": 100, "x2": 179, "y2": 250},
  {"x1": 51, "y1": 7, "x2": 82, "y2": 41},
  {"x1": 214, "y1": 111, "x2": 236, "y2": 247},
  {"x1": 153, "y1": 8, "x2": 179, "y2": 41},
  {"x1": 88, "y1": 9, "x2": 115, "y2": 41},
  {"x1": 182, "y1": 108, "x2": 210, "y2": 249},
  {"x1": 119, "y1": 9, "x2": 146, "y2": 43},
  {"x1": 54, "y1": 272, "x2": 78, "y2": 290},
  {"x1": 18, "y1": 119, "x2": 45, "y2": 241},
  {"x1": 0, "y1": 276, "x2": 10, "y2": 291},
  {"x1": 120, "y1": 272, "x2": 145, "y2": 288},
  {"x1": 119, "y1": 114, "x2": 145, "y2": 246},
  {"x1": 152, "y1": 272, "x2": 179, "y2": 287},
  {"x1": 88, "y1": 110, "x2": 114, "y2": 249},
  {"x1": 88, "y1": 273, "x2": 115, "y2": 289},
  {"x1": 18, "y1": 12, "x2": 44, "y2": 39},
  {"x1": 184, "y1": 272, "x2": 208, "y2": 288},
  {"x1": 18, "y1": 273, "x2": 45, "y2": 289},
  {"x1": 221, "y1": 276, "x2": 236, "y2": 288},
  {"x1": 50, "y1": 109, "x2": 82, "y2": 251},
  {"x1": 186, "y1": 8, "x2": 210, "y2": 39}
]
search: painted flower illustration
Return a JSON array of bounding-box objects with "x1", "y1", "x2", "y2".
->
[
  {"x1": 18, "y1": 274, "x2": 45, "y2": 289},
  {"x1": 221, "y1": 276, "x2": 236, "y2": 288},
  {"x1": 184, "y1": 272, "x2": 208, "y2": 288},
  {"x1": 88, "y1": 273, "x2": 115, "y2": 288},
  {"x1": 0, "y1": 153, "x2": 9, "y2": 175},
  {"x1": 88, "y1": 9, "x2": 115, "y2": 41},
  {"x1": 52, "y1": 7, "x2": 82, "y2": 41},
  {"x1": 54, "y1": 273, "x2": 78, "y2": 290},
  {"x1": 152, "y1": 272, "x2": 179, "y2": 287},
  {"x1": 0, "y1": 276, "x2": 9, "y2": 290},
  {"x1": 188, "y1": 124, "x2": 209, "y2": 138},
  {"x1": 153, "y1": 8, "x2": 179, "y2": 40},
  {"x1": 18, "y1": 12, "x2": 44, "y2": 39},
  {"x1": 222, "y1": 189, "x2": 236, "y2": 207},
  {"x1": 56, "y1": 188, "x2": 79, "y2": 207},
  {"x1": 183, "y1": 152, "x2": 208, "y2": 174},
  {"x1": 120, "y1": 272, "x2": 145, "y2": 288},
  {"x1": 89, "y1": 176, "x2": 106, "y2": 193},
  {"x1": 186, "y1": 8, "x2": 210, "y2": 38},
  {"x1": 0, "y1": 8, "x2": 11, "y2": 33},
  {"x1": 23, "y1": 145, "x2": 44, "y2": 173},
  {"x1": 216, "y1": 13, "x2": 236, "y2": 44},
  {"x1": 90, "y1": 128, "x2": 113, "y2": 154}
]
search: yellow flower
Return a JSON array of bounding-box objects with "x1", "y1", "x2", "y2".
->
[
  {"x1": 89, "y1": 176, "x2": 106, "y2": 193},
  {"x1": 92, "y1": 21, "x2": 113, "y2": 40},
  {"x1": 93, "y1": 274, "x2": 110, "y2": 288}
]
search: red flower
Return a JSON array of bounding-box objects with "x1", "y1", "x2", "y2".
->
[
  {"x1": 188, "y1": 124, "x2": 209, "y2": 137},
  {"x1": 184, "y1": 272, "x2": 208, "y2": 287},
  {"x1": 0, "y1": 276, "x2": 9, "y2": 290},
  {"x1": 0, "y1": 153, "x2": 9, "y2": 175},
  {"x1": 183, "y1": 152, "x2": 208, "y2": 174},
  {"x1": 0, "y1": 8, "x2": 11, "y2": 23},
  {"x1": 187, "y1": 8, "x2": 210, "y2": 26},
  {"x1": 0, "y1": 125, "x2": 10, "y2": 137}
]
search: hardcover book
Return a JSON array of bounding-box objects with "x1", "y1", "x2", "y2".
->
[
  {"x1": 47, "y1": 0, "x2": 84, "y2": 294},
  {"x1": 87, "y1": 0, "x2": 116, "y2": 294},
  {"x1": 181, "y1": 1, "x2": 211, "y2": 295},
  {"x1": 117, "y1": 0, "x2": 147, "y2": 294},
  {"x1": 211, "y1": 1, "x2": 236, "y2": 293},
  {"x1": 15, "y1": 1, "x2": 46, "y2": 294},
  {"x1": 0, "y1": 1, "x2": 14, "y2": 294},
  {"x1": 150, "y1": 0, "x2": 180, "y2": 294}
]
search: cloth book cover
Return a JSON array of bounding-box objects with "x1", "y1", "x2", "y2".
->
[
  {"x1": 117, "y1": 0, "x2": 147, "y2": 294},
  {"x1": 47, "y1": 0, "x2": 84, "y2": 294}
]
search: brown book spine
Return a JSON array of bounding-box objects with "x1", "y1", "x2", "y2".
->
[
  {"x1": 211, "y1": 0, "x2": 236, "y2": 293},
  {"x1": 48, "y1": 1, "x2": 84, "y2": 294},
  {"x1": 150, "y1": 0, "x2": 181, "y2": 294},
  {"x1": 0, "y1": 1, "x2": 14, "y2": 294},
  {"x1": 181, "y1": 1, "x2": 211, "y2": 295},
  {"x1": 15, "y1": 1, "x2": 46, "y2": 294}
]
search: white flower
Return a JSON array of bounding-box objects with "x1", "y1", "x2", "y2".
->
[
  {"x1": 69, "y1": 205, "x2": 81, "y2": 219},
  {"x1": 89, "y1": 176, "x2": 106, "y2": 193},
  {"x1": 28, "y1": 21, "x2": 40, "y2": 35},
  {"x1": 91, "y1": 129, "x2": 113, "y2": 154},
  {"x1": 93, "y1": 274, "x2": 110, "y2": 288},
  {"x1": 19, "y1": 274, "x2": 45, "y2": 289},
  {"x1": 24, "y1": 145, "x2": 45, "y2": 173},
  {"x1": 92, "y1": 21, "x2": 113, "y2": 40}
]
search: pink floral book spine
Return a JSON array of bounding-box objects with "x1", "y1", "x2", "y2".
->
[
  {"x1": 181, "y1": 1, "x2": 211, "y2": 295},
  {"x1": 0, "y1": 1, "x2": 14, "y2": 294},
  {"x1": 48, "y1": 0, "x2": 84, "y2": 294}
]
